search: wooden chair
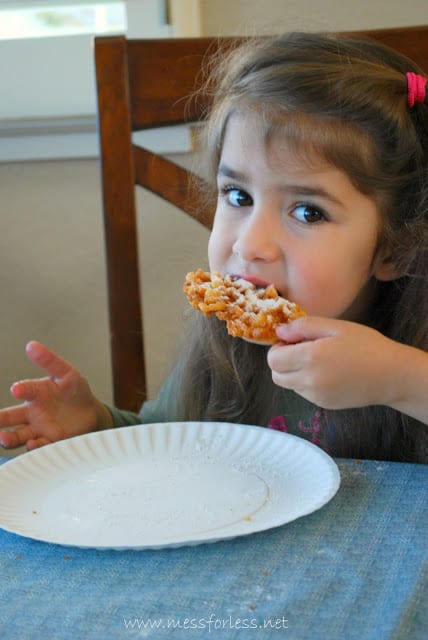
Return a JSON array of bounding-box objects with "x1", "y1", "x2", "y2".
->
[{"x1": 94, "y1": 25, "x2": 428, "y2": 412}]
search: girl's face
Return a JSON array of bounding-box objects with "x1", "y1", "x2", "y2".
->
[{"x1": 208, "y1": 113, "x2": 395, "y2": 321}]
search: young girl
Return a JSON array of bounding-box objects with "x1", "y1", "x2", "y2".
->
[{"x1": 0, "y1": 32, "x2": 427, "y2": 462}]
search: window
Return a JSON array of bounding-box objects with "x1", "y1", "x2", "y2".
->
[
  {"x1": 0, "y1": 2, "x2": 127, "y2": 39},
  {"x1": 0, "y1": 1, "x2": 171, "y2": 120},
  {"x1": 0, "y1": 1, "x2": 187, "y2": 160}
]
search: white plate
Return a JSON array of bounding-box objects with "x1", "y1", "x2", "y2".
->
[{"x1": 0, "y1": 422, "x2": 340, "y2": 550}]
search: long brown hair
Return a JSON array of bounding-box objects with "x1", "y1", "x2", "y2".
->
[{"x1": 173, "y1": 33, "x2": 428, "y2": 462}]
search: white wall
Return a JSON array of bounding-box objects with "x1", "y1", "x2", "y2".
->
[
  {"x1": 199, "y1": 0, "x2": 427, "y2": 35},
  {"x1": 0, "y1": 157, "x2": 208, "y2": 407},
  {"x1": 0, "y1": 160, "x2": 110, "y2": 401}
]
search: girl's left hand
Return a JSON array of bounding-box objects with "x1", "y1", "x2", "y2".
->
[{"x1": 267, "y1": 316, "x2": 402, "y2": 410}]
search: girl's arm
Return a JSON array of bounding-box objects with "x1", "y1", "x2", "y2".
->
[
  {"x1": 0, "y1": 341, "x2": 113, "y2": 450},
  {"x1": 267, "y1": 316, "x2": 428, "y2": 425},
  {"x1": 385, "y1": 342, "x2": 428, "y2": 424}
]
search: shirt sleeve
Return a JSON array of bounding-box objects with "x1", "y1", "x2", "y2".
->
[
  {"x1": 105, "y1": 367, "x2": 181, "y2": 428},
  {"x1": 104, "y1": 405, "x2": 143, "y2": 427}
]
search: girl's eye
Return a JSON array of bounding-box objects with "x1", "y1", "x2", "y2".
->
[
  {"x1": 223, "y1": 187, "x2": 253, "y2": 207},
  {"x1": 292, "y1": 204, "x2": 326, "y2": 224}
]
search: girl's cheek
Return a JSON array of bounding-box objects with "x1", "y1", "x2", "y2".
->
[
  {"x1": 290, "y1": 265, "x2": 336, "y2": 314},
  {"x1": 207, "y1": 237, "x2": 220, "y2": 271},
  {"x1": 208, "y1": 220, "x2": 236, "y2": 270},
  {"x1": 207, "y1": 232, "x2": 219, "y2": 267}
]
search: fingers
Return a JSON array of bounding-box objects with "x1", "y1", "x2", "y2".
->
[
  {"x1": 0, "y1": 425, "x2": 34, "y2": 449},
  {"x1": 0, "y1": 427, "x2": 51, "y2": 450},
  {"x1": 268, "y1": 318, "x2": 330, "y2": 376},
  {"x1": 275, "y1": 316, "x2": 339, "y2": 343},
  {"x1": 25, "y1": 341, "x2": 72, "y2": 381},
  {"x1": 10, "y1": 378, "x2": 49, "y2": 403},
  {"x1": 27, "y1": 437, "x2": 52, "y2": 450},
  {"x1": 267, "y1": 340, "x2": 307, "y2": 381},
  {"x1": 0, "y1": 403, "x2": 28, "y2": 428},
  {"x1": 0, "y1": 398, "x2": 31, "y2": 450}
]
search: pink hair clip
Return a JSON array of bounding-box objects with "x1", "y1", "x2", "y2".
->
[{"x1": 406, "y1": 72, "x2": 427, "y2": 108}]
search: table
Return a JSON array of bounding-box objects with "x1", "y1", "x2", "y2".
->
[{"x1": 0, "y1": 457, "x2": 426, "y2": 640}]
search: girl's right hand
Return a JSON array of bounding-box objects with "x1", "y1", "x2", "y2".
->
[{"x1": 0, "y1": 341, "x2": 112, "y2": 451}]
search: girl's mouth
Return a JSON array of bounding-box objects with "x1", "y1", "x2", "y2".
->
[
  {"x1": 233, "y1": 274, "x2": 272, "y2": 289},
  {"x1": 233, "y1": 274, "x2": 288, "y2": 299},
  {"x1": 232, "y1": 273, "x2": 287, "y2": 298}
]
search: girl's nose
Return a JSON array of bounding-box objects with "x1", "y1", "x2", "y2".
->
[{"x1": 232, "y1": 211, "x2": 281, "y2": 263}]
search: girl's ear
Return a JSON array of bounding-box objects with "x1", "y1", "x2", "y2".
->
[{"x1": 373, "y1": 248, "x2": 401, "y2": 282}]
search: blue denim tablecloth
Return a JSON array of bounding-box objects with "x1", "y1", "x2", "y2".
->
[{"x1": 0, "y1": 457, "x2": 426, "y2": 640}]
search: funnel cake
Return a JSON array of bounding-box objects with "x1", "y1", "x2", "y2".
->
[{"x1": 183, "y1": 269, "x2": 306, "y2": 344}]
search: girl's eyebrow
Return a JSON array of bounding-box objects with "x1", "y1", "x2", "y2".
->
[
  {"x1": 218, "y1": 163, "x2": 344, "y2": 206},
  {"x1": 286, "y1": 185, "x2": 344, "y2": 206},
  {"x1": 217, "y1": 164, "x2": 248, "y2": 182}
]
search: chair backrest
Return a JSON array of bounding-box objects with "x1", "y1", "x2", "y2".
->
[{"x1": 94, "y1": 25, "x2": 428, "y2": 412}]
